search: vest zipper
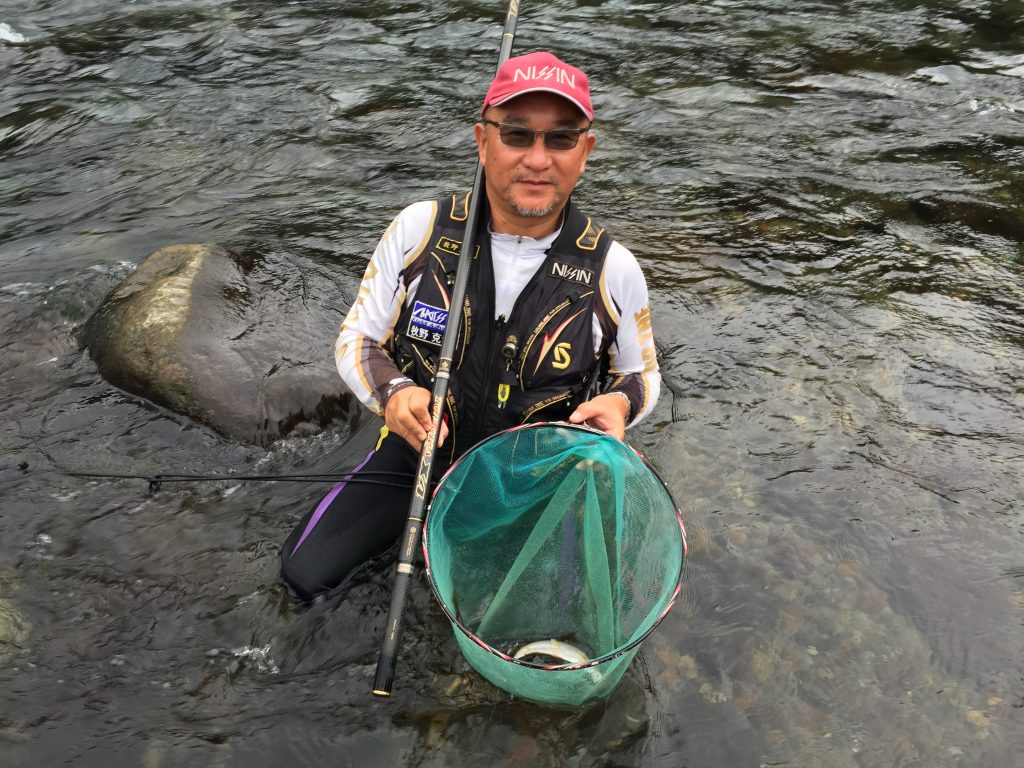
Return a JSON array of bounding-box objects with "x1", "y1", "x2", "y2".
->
[{"x1": 472, "y1": 313, "x2": 507, "y2": 440}]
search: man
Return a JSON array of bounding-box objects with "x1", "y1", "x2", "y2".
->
[{"x1": 280, "y1": 51, "x2": 660, "y2": 601}]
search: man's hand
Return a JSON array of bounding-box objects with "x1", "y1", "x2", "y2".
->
[
  {"x1": 568, "y1": 393, "x2": 630, "y2": 441},
  {"x1": 384, "y1": 385, "x2": 449, "y2": 451}
]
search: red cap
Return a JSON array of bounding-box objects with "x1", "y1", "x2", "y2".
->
[{"x1": 481, "y1": 51, "x2": 593, "y2": 121}]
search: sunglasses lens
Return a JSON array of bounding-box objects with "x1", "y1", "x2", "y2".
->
[
  {"x1": 544, "y1": 131, "x2": 580, "y2": 150},
  {"x1": 499, "y1": 126, "x2": 536, "y2": 148},
  {"x1": 491, "y1": 122, "x2": 586, "y2": 150}
]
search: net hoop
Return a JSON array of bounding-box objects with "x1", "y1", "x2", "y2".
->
[{"x1": 422, "y1": 420, "x2": 687, "y2": 672}]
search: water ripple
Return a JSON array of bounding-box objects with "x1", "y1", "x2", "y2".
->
[{"x1": 1, "y1": 1, "x2": 1023, "y2": 766}]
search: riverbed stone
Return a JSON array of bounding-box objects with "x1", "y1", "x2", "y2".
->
[
  {"x1": 81, "y1": 244, "x2": 359, "y2": 445},
  {"x1": 0, "y1": 598, "x2": 29, "y2": 662}
]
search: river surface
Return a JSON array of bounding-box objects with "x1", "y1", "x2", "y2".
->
[{"x1": 2, "y1": 1, "x2": 1023, "y2": 766}]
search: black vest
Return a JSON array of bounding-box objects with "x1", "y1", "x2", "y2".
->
[{"x1": 390, "y1": 192, "x2": 613, "y2": 463}]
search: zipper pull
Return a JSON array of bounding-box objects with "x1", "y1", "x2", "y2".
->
[{"x1": 497, "y1": 383, "x2": 510, "y2": 409}]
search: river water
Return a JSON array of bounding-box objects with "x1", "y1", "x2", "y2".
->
[{"x1": 2, "y1": 1, "x2": 1023, "y2": 765}]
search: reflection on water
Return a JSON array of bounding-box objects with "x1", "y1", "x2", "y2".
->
[{"x1": 1, "y1": 0, "x2": 1022, "y2": 765}]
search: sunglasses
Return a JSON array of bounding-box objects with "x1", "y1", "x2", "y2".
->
[{"x1": 481, "y1": 119, "x2": 591, "y2": 151}]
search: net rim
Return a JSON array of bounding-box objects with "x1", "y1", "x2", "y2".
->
[{"x1": 422, "y1": 420, "x2": 688, "y2": 672}]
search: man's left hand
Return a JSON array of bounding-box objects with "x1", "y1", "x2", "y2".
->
[{"x1": 568, "y1": 393, "x2": 630, "y2": 441}]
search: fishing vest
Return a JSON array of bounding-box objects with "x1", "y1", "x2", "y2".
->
[{"x1": 390, "y1": 192, "x2": 614, "y2": 463}]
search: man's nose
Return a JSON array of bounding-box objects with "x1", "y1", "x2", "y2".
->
[{"x1": 521, "y1": 135, "x2": 553, "y2": 168}]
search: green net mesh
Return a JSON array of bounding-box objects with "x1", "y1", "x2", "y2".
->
[{"x1": 424, "y1": 422, "x2": 686, "y2": 707}]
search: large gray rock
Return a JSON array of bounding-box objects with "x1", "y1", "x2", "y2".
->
[{"x1": 82, "y1": 244, "x2": 359, "y2": 445}]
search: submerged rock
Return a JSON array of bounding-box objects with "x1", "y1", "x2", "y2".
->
[
  {"x1": 81, "y1": 244, "x2": 358, "y2": 445},
  {"x1": 0, "y1": 599, "x2": 29, "y2": 663}
]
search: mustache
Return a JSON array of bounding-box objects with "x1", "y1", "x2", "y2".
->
[{"x1": 511, "y1": 175, "x2": 556, "y2": 184}]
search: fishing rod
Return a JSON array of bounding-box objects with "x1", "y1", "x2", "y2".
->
[
  {"x1": 72, "y1": 471, "x2": 412, "y2": 494},
  {"x1": 372, "y1": 0, "x2": 523, "y2": 698},
  {"x1": 6, "y1": 465, "x2": 411, "y2": 495}
]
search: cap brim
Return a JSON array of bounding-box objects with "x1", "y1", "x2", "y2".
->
[{"x1": 487, "y1": 87, "x2": 593, "y2": 120}]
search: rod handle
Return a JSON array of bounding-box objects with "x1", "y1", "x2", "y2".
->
[{"x1": 372, "y1": 562, "x2": 416, "y2": 696}]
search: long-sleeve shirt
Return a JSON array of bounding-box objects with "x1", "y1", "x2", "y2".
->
[{"x1": 334, "y1": 199, "x2": 661, "y2": 426}]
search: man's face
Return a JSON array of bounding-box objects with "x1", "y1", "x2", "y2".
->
[{"x1": 474, "y1": 92, "x2": 596, "y2": 230}]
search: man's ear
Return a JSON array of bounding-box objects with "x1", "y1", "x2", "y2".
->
[
  {"x1": 474, "y1": 122, "x2": 487, "y2": 167},
  {"x1": 578, "y1": 131, "x2": 596, "y2": 175}
]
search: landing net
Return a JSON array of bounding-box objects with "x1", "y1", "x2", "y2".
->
[{"x1": 423, "y1": 422, "x2": 686, "y2": 707}]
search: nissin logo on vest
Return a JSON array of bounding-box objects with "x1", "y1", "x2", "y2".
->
[
  {"x1": 549, "y1": 261, "x2": 593, "y2": 286},
  {"x1": 513, "y1": 66, "x2": 576, "y2": 89}
]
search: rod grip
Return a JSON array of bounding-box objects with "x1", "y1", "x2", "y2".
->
[{"x1": 372, "y1": 564, "x2": 415, "y2": 696}]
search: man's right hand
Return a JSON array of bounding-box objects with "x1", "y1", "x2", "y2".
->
[{"x1": 384, "y1": 385, "x2": 448, "y2": 452}]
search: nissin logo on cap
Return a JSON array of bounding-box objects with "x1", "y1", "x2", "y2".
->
[{"x1": 513, "y1": 66, "x2": 576, "y2": 88}]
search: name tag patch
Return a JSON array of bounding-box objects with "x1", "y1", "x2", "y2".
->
[
  {"x1": 435, "y1": 236, "x2": 462, "y2": 256},
  {"x1": 408, "y1": 300, "x2": 448, "y2": 346}
]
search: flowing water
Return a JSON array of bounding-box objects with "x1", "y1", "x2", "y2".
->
[{"x1": 2, "y1": 1, "x2": 1023, "y2": 765}]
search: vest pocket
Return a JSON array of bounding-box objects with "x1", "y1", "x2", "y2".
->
[
  {"x1": 410, "y1": 344, "x2": 437, "y2": 377},
  {"x1": 518, "y1": 299, "x2": 593, "y2": 390},
  {"x1": 520, "y1": 389, "x2": 574, "y2": 423}
]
